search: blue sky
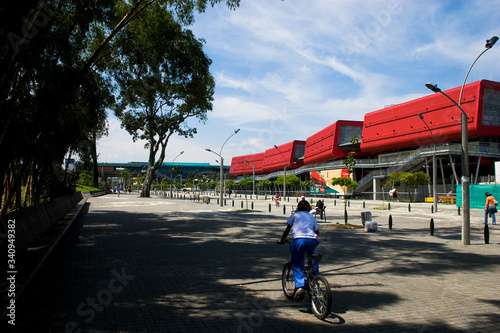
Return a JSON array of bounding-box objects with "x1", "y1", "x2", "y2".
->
[{"x1": 97, "y1": 0, "x2": 500, "y2": 165}]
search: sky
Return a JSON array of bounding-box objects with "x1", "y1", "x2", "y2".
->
[{"x1": 97, "y1": 0, "x2": 500, "y2": 166}]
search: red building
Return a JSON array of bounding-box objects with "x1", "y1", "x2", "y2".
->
[
  {"x1": 229, "y1": 153, "x2": 265, "y2": 176},
  {"x1": 261, "y1": 140, "x2": 306, "y2": 173},
  {"x1": 303, "y1": 120, "x2": 364, "y2": 164},
  {"x1": 361, "y1": 79, "x2": 500, "y2": 153}
]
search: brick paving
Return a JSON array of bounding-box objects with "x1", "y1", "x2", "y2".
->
[{"x1": 5, "y1": 193, "x2": 500, "y2": 332}]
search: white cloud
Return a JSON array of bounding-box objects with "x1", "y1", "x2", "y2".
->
[
  {"x1": 97, "y1": 116, "x2": 149, "y2": 163},
  {"x1": 98, "y1": 0, "x2": 500, "y2": 165}
]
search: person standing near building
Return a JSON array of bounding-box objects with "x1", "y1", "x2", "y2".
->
[
  {"x1": 274, "y1": 193, "x2": 281, "y2": 207},
  {"x1": 390, "y1": 187, "x2": 398, "y2": 202},
  {"x1": 484, "y1": 192, "x2": 497, "y2": 225}
]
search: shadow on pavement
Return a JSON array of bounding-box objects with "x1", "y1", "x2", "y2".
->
[{"x1": 4, "y1": 203, "x2": 499, "y2": 332}]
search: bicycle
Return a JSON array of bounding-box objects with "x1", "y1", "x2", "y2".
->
[{"x1": 279, "y1": 241, "x2": 332, "y2": 320}]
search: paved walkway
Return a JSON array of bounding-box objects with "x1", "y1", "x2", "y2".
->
[{"x1": 7, "y1": 193, "x2": 500, "y2": 332}]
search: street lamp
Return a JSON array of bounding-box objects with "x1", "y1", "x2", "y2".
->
[
  {"x1": 425, "y1": 35, "x2": 497, "y2": 245},
  {"x1": 252, "y1": 164, "x2": 255, "y2": 196},
  {"x1": 170, "y1": 151, "x2": 184, "y2": 198},
  {"x1": 206, "y1": 129, "x2": 240, "y2": 207},
  {"x1": 274, "y1": 145, "x2": 287, "y2": 201},
  {"x1": 417, "y1": 113, "x2": 437, "y2": 213}
]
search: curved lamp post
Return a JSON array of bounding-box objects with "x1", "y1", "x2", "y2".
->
[
  {"x1": 206, "y1": 129, "x2": 240, "y2": 206},
  {"x1": 426, "y1": 35, "x2": 497, "y2": 245},
  {"x1": 169, "y1": 151, "x2": 184, "y2": 198},
  {"x1": 274, "y1": 145, "x2": 287, "y2": 201},
  {"x1": 417, "y1": 113, "x2": 437, "y2": 213}
]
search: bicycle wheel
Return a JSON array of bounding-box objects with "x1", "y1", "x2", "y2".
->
[
  {"x1": 310, "y1": 275, "x2": 332, "y2": 320},
  {"x1": 281, "y1": 262, "x2": 295, "y2": 300}
]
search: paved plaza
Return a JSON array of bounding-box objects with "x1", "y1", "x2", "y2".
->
[{"x1": 5, "y1": 193, "x2": 500, "y2": 332}]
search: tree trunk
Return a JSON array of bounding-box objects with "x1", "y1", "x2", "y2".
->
[
  {"x1": 91, "y1": 134, "x2": 99, "y2": 188},
  {"x1": 140, "y1": 167, "x2": 154, "y2": 197},
  {"x1": 63, "y1": 148, "x2": 73, "y2": 182}
]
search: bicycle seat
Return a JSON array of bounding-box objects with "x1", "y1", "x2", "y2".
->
[{"x1": 308, "y1": 253, "x2": 322, "y2": 261}]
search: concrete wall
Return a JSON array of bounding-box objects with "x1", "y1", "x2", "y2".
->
[{"x1": 0, "y1": 192, "x2": 84, "y2": 254}]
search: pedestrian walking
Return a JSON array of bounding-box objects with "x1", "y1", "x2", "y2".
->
[{"x1": 484, "y1": 192, "x2": 497, "y2": 225}]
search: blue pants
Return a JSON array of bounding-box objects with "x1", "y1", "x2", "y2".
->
[
  {"x1": 289, "y1": 238, "x2": 319, "y2": 288},
  {"x1": 485, "y1": 206, "x2": 496, "y2": 224}
]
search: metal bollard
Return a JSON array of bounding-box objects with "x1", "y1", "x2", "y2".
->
[
  {"x1": 430, "y1": 218, "x2": 434, "y2": 236},
  {"x1": 458, "y1": 206, "x2": 461, "y2": 216},
  {"x1": 484, "y1": 224, "x2": 490, "y2": 244},
  {"x1": 431, "y1": 205, "x2": 434, "y2": 214},
  {"x1": 334, "y1": 200, "x2": 336, "y2": 206},
  {"x1": 363, "y1": 201, "x2": 365, "y2": 209},
  {"x1": 241, "y1": 201, "x2": 243, "y2": 208},
  {"x1": 269, "y1": 203, "x2": 271, "y2": 212},
  {"x1": 251, "y1": 202, "x2": 254, "y2": 210},
  {"x1": 388, "y1": 203, "x2": 391, "y2": 210},
  {"x1": 232, "y1": 200, "x2": 234, "y2": 207},
  {"x1": 408, "y1": 204, "x2": 411, "y2": 212},
  {"x1": 388, "y1": 215, "x2": 393, "y2": 230},
  {"x1": 283, "y1": 205, "x2": 286, "y2": 214}
]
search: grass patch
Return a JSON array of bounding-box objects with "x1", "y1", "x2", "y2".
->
[
  {"x1": 76, "y1": 185, "x2": 102, "y2": 192},
  {"x1": 232, "y1": 209, "x2": 260, "y2": 212},
  {"x1": 373, "y1": 206, "x2": 390, "y2": 210}
]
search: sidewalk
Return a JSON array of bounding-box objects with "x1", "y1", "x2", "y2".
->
[{"x1": 5, "y1": 193, "x2": 499, "y2": 332}]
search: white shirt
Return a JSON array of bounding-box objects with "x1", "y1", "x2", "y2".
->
[{"x1": 286, "y1": 211, "x2": 318, "y2": 239}]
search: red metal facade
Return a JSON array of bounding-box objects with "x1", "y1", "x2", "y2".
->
[
  {"x1": 303, "y1": 120, "x2": 364, "y2": 164},
  {"x1": 229, "y1": 79, "x2": 500, "y2": 175},
  {"x1": 229, "y1": 153, "x2": 265, "y2": 176},
  {"x1": 361, "y1": 80, "x2": 500, "y2": 153},
  {"x1": 262, "y1": 141, "x2": 306, "y2": 173}
]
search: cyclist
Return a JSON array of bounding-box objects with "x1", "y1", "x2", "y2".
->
[{"x1": 278, "y1": 200, "x2": 319, "y2": 300}]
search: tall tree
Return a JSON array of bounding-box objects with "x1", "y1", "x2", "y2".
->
[
  {"x1": 113, "y1": 3, "x2": 215, "y2": 197},
  {"x1": 0, "y1": 0, "x2": 239, "y2": 213}
]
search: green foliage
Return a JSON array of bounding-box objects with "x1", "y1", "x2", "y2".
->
[
  {"x1": 275, "y1": 174, "x2": 301, "y2": 188},
  {"x1": 187, "y1": 171, "x2": 198, "y2": 183},
  {"x1": 399, "y1": 171, "x2": 430, "y2": 189},
  {"x1": 286, "y1": 174, "x2": 301, "y2": 188},
  {"x1": 384, "y1": 171, "x2": 403, "y2": 190},
  {"x1": 207, "y1": 181, "x2": 219, "y2": 189},
  {"x1": 0, "y1": 0, "x2": 240, "y2": 213},
  {"x1": 170, "y1": 166, "x2": 181, "y2": 176},
  {"x1": 78, "y1": 173, "x2": 94, "y2": 187},
  {"x1": 226, "y1": 180, "x2": 236, "y2": 189},
  {"x1": 238, "y1": 177, "x2": 254, "y2": 189},
  {"x1": 386, "y1": 171, "x2": 430, "y2": 202},
  {"x1": 112, "y1": 3, "x2": 217, "y2": 198},
  {"x1": 330, "y1": 177, "x2": 358, "y2": 191},
  {"x1": 300, "y1": 180, "x2": 315, "y2": 189},
  {"x1": 117, "y1": 170, "x2": 133, "y2": 184},
  {"x1": 344, "y1": 137, "x2": 359, "y2": 174},
  {"x1": 256, "y1": 179, "x2": 272, "y2": 189}
]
